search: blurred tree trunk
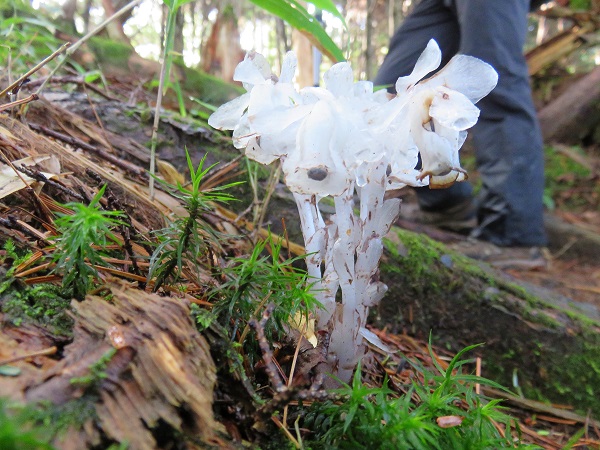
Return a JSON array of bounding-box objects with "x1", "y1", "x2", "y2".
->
[
  {"x1": 292, "y1": 29, "x2": 314, "y2": 87},
  {"x1": 276, "y1": 18, "x2": 290, "y2": 71},
  {"x1": 61, "y1": 0, "x2": 77, "y2": 33},
  {"x1": 100, "y1": 0, "x2": 132, "y2": 44},
  {"x1": 365, "y1": 0, "x2": 375, "y2": 80},
  {"x1": 173, "y1": 8, "x2": 185, "y2": 55},
  {"x1": 201, "y1": 4, "x2": 244, "y2": 82},
  {"x1": 82, "y1": 0, "x2": 93, "y2": 33}
]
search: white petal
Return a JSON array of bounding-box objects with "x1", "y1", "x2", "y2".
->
[
  {"x1": 323, "y1": 62, "x2": 354, "y2": 98},
  {"x1": 372, "y1": 198, "x2": 401, "y2": 236},
  {"x1": 425, "y1": 54, "x2": 498, "y2": 103},
  {"x1": 414, "y1": 128, "x2": 455, "y2": 176},
  {"x1": 249, "y1": 104, "x2": 313, "y2": 135},
  {"x1": 282, "y1": 101, "x2": 350, "y2": 196},
  {"x1": 359, "y1": 327, "x2": 393, "y2": 353},
  {"x1": 428, "y1": 170, "x2": 466, "y2": 189},
  {"x1": 208, "y1": 93, "x2": 251, "y2": 130},
  {"x1": 395, "y1": 39, "x2": 441, "y2": 94},
  {"x1": 353, "y1": 81, "x2": 374, "y2": 98},
  {"x1": 300, "y1": 86, "x2": 335, "y2": 104},
  {"x1": 233, "y1": 52, "x2": 272, "y2": 88},
  {"x1": 247, "y1": 83, "x2": 299, "y2": 117},
  {"x1": 244, "y1": 135, "x2": 276, "y2": 164},
  {"x1": 279, "y1": 51, "x2": 297, "y2": 83},
  {"x1": 232, "y1": 115, "x2": 253, "y2": 149},
  {"x1": 430, "y1": 86, "x2": 480, "y2": 130}
]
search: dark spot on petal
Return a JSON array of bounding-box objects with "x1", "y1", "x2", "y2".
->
[
  {"x1": 307, "y1": 167, "x2": 328, "y2": 181},
  {"x1": 386, "y1": 164, "x2": 392, "y2": 176},
  {"x1": 442, "y1": 92, "x2": 450, "y2": 100}
]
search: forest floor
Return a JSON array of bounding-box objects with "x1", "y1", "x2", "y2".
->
[{"x1": 1, "y1": 74, "x2": 599, "y2": 449}]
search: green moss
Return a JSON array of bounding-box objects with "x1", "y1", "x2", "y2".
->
[
  {"x1": 175, "y1": 61, "x2": 244, "y2": 105},
  {"x1": 1, "y1": 395, "x2": 98, "y2": 448},
  {"x1": 0, "y1": 242, "x2": 73, "y2": 336},
  {"x1": 378, "y1": 227, "x2": 600, "y2": 415},
  {"x1": 0, "y1": 282, "x2": 73, "y2": 336},
  {"x1": 87, "y1": 37, "x2": 133, "y2": 67}
]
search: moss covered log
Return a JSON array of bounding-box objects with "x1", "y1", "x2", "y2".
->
[{"x1": 377, "y1": 227, "x2": 600, "y2": 416}]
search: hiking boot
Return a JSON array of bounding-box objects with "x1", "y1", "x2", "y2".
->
[
  {"x1": 450, "y1": 238, "x2": 549, "y2": 270},
  {"x1": 400, "y1": 198, "x2": 477, "y2": 233}
]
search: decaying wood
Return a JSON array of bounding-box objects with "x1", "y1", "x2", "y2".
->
[
  {"x1": 538, "y1": 65, "x2": 600, "y2": 143},
  {"x1": 22, "y1": 281, "x2": 220, "y2": 450},
  {"x1": 526, "y1": 25, "x2": 591, "y2": 76}
]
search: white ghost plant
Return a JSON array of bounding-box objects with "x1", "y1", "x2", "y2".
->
[{"x1": 209, "y1": 40, "x2": 498, "y2": 384}]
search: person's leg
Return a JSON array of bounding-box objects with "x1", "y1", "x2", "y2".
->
[
  {"x1": 455, "y1": 0, "x2": 547, "y2": 246},
  {"x1": 375, "y1": 0, "x2": 473, "y2": 211}
]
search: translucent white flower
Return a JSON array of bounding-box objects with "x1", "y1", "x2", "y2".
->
[
  {"x1": 208, "y1": 51, "x2": 305, "y2": 163},
  {"x1": 383, "y1": 40, "x2": 498, "y2": 188},
  {"x1": 283, "y1": 100, "x2": 353, "y2": 197}
]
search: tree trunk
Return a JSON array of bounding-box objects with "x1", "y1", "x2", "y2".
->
[
  {"x1": 173, "y1": 8, "x2": 185, "y2": 56},
  {"x1": 201, "y1": 5, "x2": 244, "y2": 82},
  {"x1": 538, "y1": 66, "x2": 600, "y2": 143},
  {"x1": 292, "y1": 29, "x2": 314, "y2": 87},
  {"x1": 61, "y1": 0, "x2": 78, "y2": 33},
  {"x1": 100, "y1": 0, "x2": 132, "y2": 44},
  {"x1": 17, "y1": 282, "x2": 218, "y2": 449}
]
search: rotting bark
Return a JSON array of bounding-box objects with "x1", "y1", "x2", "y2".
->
[
  {"x1": 376, "y1": 228, "x2": 600, "y2": 416},
  {"x1": 19, "y1": 281, "x2": 222, "y2": 450}
]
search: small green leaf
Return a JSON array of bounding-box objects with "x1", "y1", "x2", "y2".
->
[{"x1": 0, "y1": 365, "x2": 22, "y2": 376}]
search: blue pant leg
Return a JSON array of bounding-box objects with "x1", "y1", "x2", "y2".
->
[
  {"x1": 375, "y1": 0, "x2": 473, "y2": 211},
  {"x1": 455, "y1": 0, "x2": 547, "y2": 246}
]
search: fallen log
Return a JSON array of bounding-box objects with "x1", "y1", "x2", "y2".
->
[
  {"x1": 20, "y1": 281, "x2": 222, "y2": 450},
  {"x1": 376, "y1": 228, "x2": 600, "y2": 416},
  {"x1": 538, "y1": 65, "x2": 600, "y2": 143}
]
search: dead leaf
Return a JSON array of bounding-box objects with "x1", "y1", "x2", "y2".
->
[
  {"x1": 436, "y1": 415, "x2": 464, "y2": 428},
  {"x1": 0, "y1": 155, "x2": 61, "y2": 200}
]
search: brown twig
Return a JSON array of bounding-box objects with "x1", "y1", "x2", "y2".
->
[
  {"x1": 16, "y1": 164, "x2": 86, "y2": 202},
  {"x1": 0, "y1": 43, "x2": 70, "y2": 98},
  {"x1": 0, "y1": 93, "x2": 39, "y2": 112},
  {"x1": 0, "y1": 346, "x2": 57, "y2": 366},
  {"x1": 24, "y1": 75, "x2": 120, "y2": 101},
  {"x1": 28, "y1": 123, "x2": 145, "y2": 177},
  {"x1": 249, "y1": 303, "x2": 285, "y2": 393}
]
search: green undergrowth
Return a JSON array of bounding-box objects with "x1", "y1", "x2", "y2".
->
[
  {"x1": 148, "y1": 152, "x2": 241, "y2": 291},
  {"x1": 544, "y1": 145, "x2": 596, "y2": 211},
  {"x1": 302, "y1": 345, "x2": 537, "y2": 449},
  {"x1": 379, "y1": 227, "x2": 600, "y2": 416},
  {"x1": 0, "y1": 395, "x2": 99, "y2": 450},
  {"x1": 208, "y1": 233, "x2": 321, "y2": 366}
]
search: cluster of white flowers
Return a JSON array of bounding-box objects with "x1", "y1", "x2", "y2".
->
[{"x1": 209, "y1": 40, "x2": 497, "y2": 382}]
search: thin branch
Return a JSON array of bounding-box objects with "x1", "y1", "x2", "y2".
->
[
  {"x1": 0, "y1": 346, "x2": 57, "y2": 366},
  {"x1": 0, "y1": 44, "x2": 70, "y2": 98}
]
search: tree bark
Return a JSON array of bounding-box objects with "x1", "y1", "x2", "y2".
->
[
  {"x1": 100, "y1": 0, "x2": 132, "y2": 44},
  {"x1": 538, "y1": 66, "x2": 600, "y2": 143},
  {"x1": 201, "y1": 4, "x2": 244, "y2": 82}
]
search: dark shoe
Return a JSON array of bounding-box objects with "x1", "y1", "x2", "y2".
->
[
  {"x1": 450, "y1": 238, "x2": 549, "y2": 270},
  {"x1": 400, "y1": 198, "x2": 477, "y2": 233}
]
